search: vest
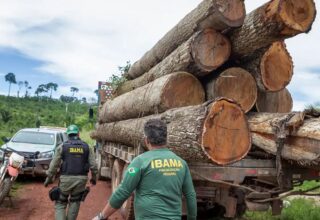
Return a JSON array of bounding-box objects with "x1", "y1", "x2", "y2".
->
[{"x1": 60, "y1": 139, "x2": 90, "y2": 176}]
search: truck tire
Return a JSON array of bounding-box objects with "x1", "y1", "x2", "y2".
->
[
  {"x1": 120, "y1": 163, "x2": 135, "y2": 220},
  {"x1": 111, "y1": 159, "x2": 124, "y2": 193},
  {"x1": 0, "y1": 177, "x2": 12, "y2": 205}
]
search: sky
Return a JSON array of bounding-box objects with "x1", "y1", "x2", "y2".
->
[{"x1": 0, "y1": 0, "x2": 319, "y2": 109}]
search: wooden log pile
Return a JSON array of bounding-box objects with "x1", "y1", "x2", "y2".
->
[{"x1": 92, "y1": 0, "x2": 317, "y2": 167}]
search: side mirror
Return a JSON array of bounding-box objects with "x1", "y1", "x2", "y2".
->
[
  {"x1": 35, "y1": 151, "x2": 40, "y2": 159},
  {"x1": 2, "y1": 137, "x2": 11, "y2": 143}
]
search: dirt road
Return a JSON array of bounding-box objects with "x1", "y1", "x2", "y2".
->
[{"x1": 0, "y1": 177, "x2": 123, "y2": 220}]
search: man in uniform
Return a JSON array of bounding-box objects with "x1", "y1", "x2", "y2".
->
[
  {"x1": 44, "y1": 124, "x2": 98, "y2": 220},
  {"x1": 93, "y1": 119, "x2": 197, "y2": 220}
]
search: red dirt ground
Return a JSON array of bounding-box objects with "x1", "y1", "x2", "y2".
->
[{"x1": 0, "y1": 177, "x2": 123, "y2": 220}]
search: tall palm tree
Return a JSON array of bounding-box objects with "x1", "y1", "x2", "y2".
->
[
  {"x1": 24, "y1": 81, "x2": 29, "y2": 97},
  {"x1": 46, "y1": 82, "x2": 58, "y2": 98},
  {"x1": 5, "y1": 72, "x2": 17, "y2": 96},
  {"x1": 70, "y1": 87, "x2": 79, "y2": 97},
  {"x1": 17, "y1": 81, "x2": 24, "y2": 98}
]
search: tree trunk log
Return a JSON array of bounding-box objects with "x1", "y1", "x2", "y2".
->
[
  {"x1": 241, "y1": 41, "x2": 293, "y2": 92},
  {"x1": 256, "y1": 88, "x2": 293, "y2": 113},
  {"x1": 99, "y1": 72, "x2": 205, "y2": 123},
  {"x1": 115, "y1": 29, "x2": 230, "y2": 96},
  {"x1": 229, "y1": 0, "x2": 316, "y2": 60},
  {"x1": 126, "y1": 0, "x2": 245, "y2": 79},
  {"x1": 205, "y1": 67, "x2": 257, "y2": 113},
  {"x1": 248, "y1": 112, "x2": 320, "y2": 166},
  {"x1": 92, "y1": 98, "x2": 251, "y2": 165}
]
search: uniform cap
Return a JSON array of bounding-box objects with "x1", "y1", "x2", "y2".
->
[{"x1": 66, "y1": 124, "x2": 79, "y2": 135}]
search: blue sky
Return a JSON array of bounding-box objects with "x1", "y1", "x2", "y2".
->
[
  {"x1": 0, "y1": 0, "x2": 319, "y2": 109},
  {"x1": 0, "y1": 48, "x2": 67, "y2": 97}
]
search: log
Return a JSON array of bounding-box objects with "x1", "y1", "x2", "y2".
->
[
  {"x1": 229, "y1": 0, "x2": 316, "y2": 60},
  {"x1": 256, "y1": 88, "x2": 293, "y2": 113},
  {"x1": 241, "y1": 41, "x2": 293, "y2": 92},
  {"x1": 99, "y1": 72, "x2": 205, "y2": 123},
  {"x1": 205, "y1": 67, "x2": 257, "y2": 113},
  {"x1": 115, "y1": 29, "x2": 230, "y2": 96},
  {"x1": 92, "y1": 98, "x2": 251, "y2": 165},
  {"x1": 248, "y1": 112, "x2": 320, "y2": 166},
  {"x1": 126, "y1": 0, "x2": 245, "y2": 79}
]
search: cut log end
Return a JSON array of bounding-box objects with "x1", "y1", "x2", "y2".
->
[
  {"x1": 160, "y1": 72, "x2": 205, "y2": 111},
  {"x1": 256, "y1": 88, "x2": 293, "y2": 113},
  {"x1": 192, "y1": 29, "x2": 231, "y2": 74},
  {"x1": 207, "y1": 67, "x2": 257, "y2": 113},
  {"x1": 260, "y1": 42, "x2": 293, "y2": 92},
  {"x1": 201, "y1": 98, "x2": 251, "y2": 165},
  {"x1": 279, "y1": 0, "x2": 316, "y2": 34},
  {"x1": 214, "y1": 0, "x2": 246, "y2": 27}
]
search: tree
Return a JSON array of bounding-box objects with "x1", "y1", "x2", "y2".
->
[
  {"x1": 24, "y1": 81, "x2": 29, "y2": 97},
  {"x1": 17, "y1": 81, "x2": 24, "y2": 98},
  {"x1": 5, "y1": 72, "x2": 17, "y2": 96},
  {"x1": 46, "y1": 82, "x2": 58, "y2": 98},
  {"x1": 94, "y1": 89, "x2": 99, "y2": 98},
  {"x1": 26, "y1": 86, "x2": 32, "y2": 97},
  {"x1": 70, "y1": 87, "x2": 79, "y2": 97},
  {"x1": 60, "y1": 95, "x2": 75, "y2": 103},
  {"x1": 35, "y1": 84, "x2": 48, "y2": 98}
]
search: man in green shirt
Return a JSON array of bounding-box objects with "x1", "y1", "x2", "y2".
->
[{"x1": 93, "y1": 119, "x2": 197, "y2": 220}]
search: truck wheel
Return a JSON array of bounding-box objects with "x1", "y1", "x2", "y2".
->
[
  {"x1": 120, "y1": 163, "x2": 135, "y2": 220},
  {"x1": 111, "y1": 159, "x2": 124, "y2": 193},
  {"x1": 0, "y1": 177, "x2": 12, "y2": 205}
]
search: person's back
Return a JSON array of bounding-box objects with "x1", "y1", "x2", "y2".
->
[
  {"x1": 93, "y1": 119, "x2": 196, "y2": 220},
  {"x1": 115, "y1": 148, "x2": 193, "y2": 219}
]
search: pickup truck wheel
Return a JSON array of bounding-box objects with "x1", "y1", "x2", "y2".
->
[
  {"x1": 120, "y1": 163, "x2": 135, "y2": 220},
  {"x1": 0, "y1": 177, "x2": 12, "y2": 205},
  {"x1": 111, "y1": 159, "x2": 124, "y2": 193}
]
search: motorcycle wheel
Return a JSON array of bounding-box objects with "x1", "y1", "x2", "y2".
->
[{"x1": 0, "y1": 177, "x2": 12, "y2": 205}]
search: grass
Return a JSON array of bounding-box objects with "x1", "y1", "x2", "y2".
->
[
  {"x1": 244, "y1": 181, "x2": 320, "y2": 220},
  {"x1": 244, "y1": 198, "x2": 320, "y2": 220},
  {"x1": 80, "y1": 127, "x2": 96, "y2": 147}
]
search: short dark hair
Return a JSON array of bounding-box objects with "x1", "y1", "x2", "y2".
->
[{"x1": 144, "y1": 119, "x2": 167, "y2": 146}]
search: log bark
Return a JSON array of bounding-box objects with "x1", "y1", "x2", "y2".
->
[
  {"x1": 248, "y1": 112, "x2": 320, "y2": 166},
  {"x1": 99, "y1": 72, "x2": 205, "y2": 123},
  {"x1": 241, "y1": 41, "x2": 293, "y2": 92},
  {"x1": 115, "y1": 29, "x2": 230, "y2": 96},
  {"x1": 92, "y1": 98, "x2": 251, "y2": 165},
  {"x1": 229, "y1": 0, "x2": 316, "y2": 60},
  {"x1": 126, "y1": 0, "x2": 245, "y2": 79},
  {"x1": 205, "y1": 67, "x2": 257, "y2": 113},
  {"x1": 256, "y1": 88, "x2": 293, "y2": 113}
]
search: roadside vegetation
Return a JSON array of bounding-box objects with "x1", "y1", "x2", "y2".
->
[{"x1": 0, "y1": 95, "x2": 97, "y2": 146}]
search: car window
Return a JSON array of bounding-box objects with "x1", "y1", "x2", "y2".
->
[
  {"x1": 12, "y1": 131, "x2": 55, "y2": 145},
  {"x1": 56, "y1": 133, "x2": 62, "y2": 146},
  {"x1": 62, "y1": 132, "x2": 68, "y2": 142}
]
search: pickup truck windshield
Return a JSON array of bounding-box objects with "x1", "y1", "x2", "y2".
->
[{"x1": 12, "y1": 131, "x2": 55, "y2": 145}]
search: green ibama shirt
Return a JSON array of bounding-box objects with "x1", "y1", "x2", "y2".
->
[{"x1": 109, "y1": 148, "x2": 197, "y2": 220}]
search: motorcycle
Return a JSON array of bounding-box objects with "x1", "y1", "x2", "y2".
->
[{"x1": 0, "y1": 147, "x2": 39, "y2": 205}]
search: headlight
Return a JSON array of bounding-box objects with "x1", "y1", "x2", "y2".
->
[{"x1": 38, "y1": 151, "x2": 54, "y2": 159}]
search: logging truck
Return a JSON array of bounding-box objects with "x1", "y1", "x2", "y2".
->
[
  {"x1": 92, "y1": 0, "x2": 319, "y2": 218},
  {"x1": 93, "y1": 83, "x2": 320, "y2": 219}
]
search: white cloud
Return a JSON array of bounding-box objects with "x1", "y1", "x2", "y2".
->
[{"x1": 0, "y1": 0, "x2": 319, "y2": 108}]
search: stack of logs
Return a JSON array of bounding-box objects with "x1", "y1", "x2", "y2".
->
[{"x1": 92, "y1": 0, "x2": 319, "y2": 167}]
